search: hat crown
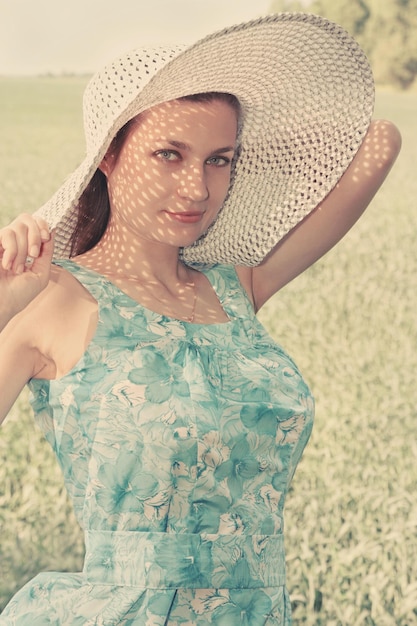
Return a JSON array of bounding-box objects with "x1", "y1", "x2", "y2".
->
[{"x1": 37, "y1": 13, "x2": 375, "y2": 265}]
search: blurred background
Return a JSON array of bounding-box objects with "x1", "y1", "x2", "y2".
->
[
  {"x1": 0, "y1": 0, "x2": 271, "y2": 75},
  {"x1": 0, "y1": 0, "x2": 416, "y2": 624}
]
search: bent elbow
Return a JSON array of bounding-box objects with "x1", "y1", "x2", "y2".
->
[{"x1": 366, "y1": 119, "x2": 402, "y2": 174}]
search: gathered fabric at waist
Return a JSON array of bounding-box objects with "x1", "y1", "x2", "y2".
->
[{"x1": 83, "y1": 530, "x2": 286, "y2": 589}]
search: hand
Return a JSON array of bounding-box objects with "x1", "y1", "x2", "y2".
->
[
  {"x1": 0, "y1": 215, "x2": 54, "y2": 325},
  {"x1": 0, "y1": 213, "x2": 51, "y2": 274}
]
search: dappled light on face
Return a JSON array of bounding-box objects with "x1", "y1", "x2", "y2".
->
[
  {"x1": 103, "y1": 98, "x2": 237, "y2": 253},
  {"x1": 76, "y1": 98, "x2": 238, "y2": 324}
]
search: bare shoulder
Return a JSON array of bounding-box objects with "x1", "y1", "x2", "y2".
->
[
  {"x1": 0, "y1": 265, "x2": 89, "y2": 422},
  {"x1": 0, "y1": 267, "x2": 66, "y2": 374},
  {"x1": 7, "y1": 265, "x2": 77, "y2": 332},
  {"x1": 2, "y1": 264, "x2": 98, "y2": 380},
  {"x1": 2, "y1": 266, "x2": 61, "y2": 341}
]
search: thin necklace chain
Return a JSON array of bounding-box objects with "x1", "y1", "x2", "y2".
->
[
  {"x1": 100, "y1": 263, "x2": 197, "y2": 322},
  {"x1": 146, "y1": 264, "x2": 197, "y2": 323},
  {"x1": 140, "y1": 269, "x2": 197, "y2": 323},
  {"x1": 148, "y1": 276, "x2": 196, "y2": 322},
  {"x1": 183, "y1": 275, "x2": 197, "y2": 323}
]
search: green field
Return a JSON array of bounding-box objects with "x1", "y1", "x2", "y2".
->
[{"x1": 0, "y1": 77, "x2": 416, "y2": 624}]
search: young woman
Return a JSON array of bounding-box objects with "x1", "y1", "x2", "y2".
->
[{"x1": 0, "y1": 14, "x2": 400, "y2": 625}]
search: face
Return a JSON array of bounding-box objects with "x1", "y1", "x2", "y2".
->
[{"x1": 101, "y1": 98, "x2": 238, "y2": 250}]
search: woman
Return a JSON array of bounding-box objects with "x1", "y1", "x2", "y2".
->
[{"x1": 0, "y1": 14, "x2": 400, "y2": 625}]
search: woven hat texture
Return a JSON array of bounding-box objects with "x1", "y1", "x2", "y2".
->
[{"x1": 36, "y1": 13, "x2": 375, "y2": 266}]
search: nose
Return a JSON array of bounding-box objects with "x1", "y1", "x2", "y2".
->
[{"x1": 176, "y1": 164, "x2": 209, "y2": 202}]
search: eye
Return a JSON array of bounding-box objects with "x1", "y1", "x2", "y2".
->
[
  {"x1": 154, "y1": 149, "x2": 181, "y2": 162},
  {"x1": 206, "y1": 155, "x2": 231, "y2": 167}
]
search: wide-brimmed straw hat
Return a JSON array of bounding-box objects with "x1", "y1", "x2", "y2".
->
[{"x1": 36, "y1": 12, "x2": 374, "y2": 266}]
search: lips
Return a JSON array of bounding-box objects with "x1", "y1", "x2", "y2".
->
[{"x1": 165, "y1": 211, "x2": 205, "y2": 224}]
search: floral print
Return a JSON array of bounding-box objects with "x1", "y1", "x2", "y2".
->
[{"x1": 0, "y1": 261, "x2": 314, "y2": 625}]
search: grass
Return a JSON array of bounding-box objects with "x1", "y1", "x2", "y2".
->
[{"x1": 0, "y1": 78, "x2": 416, "y2": 624}]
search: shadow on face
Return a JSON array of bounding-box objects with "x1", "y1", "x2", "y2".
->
[{"x1": 73, "y1": 96, "x2": 239, "y2": 324}]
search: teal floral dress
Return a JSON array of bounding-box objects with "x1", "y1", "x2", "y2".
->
[{"x1": 1, "y1": 260, "x2": 314, "y2": 625}]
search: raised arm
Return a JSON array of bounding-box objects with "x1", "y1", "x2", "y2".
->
[
  {"x1": 0, "y1": 229, "x2": 54, "y2": 424},
  {"x1": 238, "y1": 119, "x2": 402, "y2": 311}
]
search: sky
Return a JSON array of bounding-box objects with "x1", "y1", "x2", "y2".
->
[{"x1": 0, "y1": 0, "x2": 273, "y2": 75}]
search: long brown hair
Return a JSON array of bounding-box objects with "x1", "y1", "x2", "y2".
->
[{"x1": 69, "y1": 92, "x2": 240, "y2": 257}]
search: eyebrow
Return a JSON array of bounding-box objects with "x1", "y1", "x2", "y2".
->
[{"x1": 164, "y1": 139, "x2": 235, "y2": 153}]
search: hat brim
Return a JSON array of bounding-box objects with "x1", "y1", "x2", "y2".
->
[{"x1": 36, "y1": 13, "x2": 374, "y2": 265}]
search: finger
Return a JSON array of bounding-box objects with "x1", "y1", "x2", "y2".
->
[
  {"x1": 16, "y1": 214, "x2": 47, "y2": 260},
  {"x1": 32, "y1": 215, "x2": 51, "y2": 243},
  {"x1": 9, "y1": 224, "x2": 31, "y2": 275},
  {"x1": 41, "y1": 230, "x2": 55, "y2": 261},
  {"x1": 0, "y1": 229, "x2": 19, "y2": 271},
  {"x1": 4, "y1": 214, "x2": 44, "y2": 273},
  {"x1": 32, "y1": 231, "x2": 55, "y2": 272},
  {"x1": 27, "y1": 233, "x2": 54, "y2": 289}
]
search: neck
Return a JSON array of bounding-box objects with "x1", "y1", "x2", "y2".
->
[
  {"x1": 74, "y1": 225, "x2": 199, "y2": 323},
  {"x1": 76, "y1": 223, "x2": 190, "y2": 287}
]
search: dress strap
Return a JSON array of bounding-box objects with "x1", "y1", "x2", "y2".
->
[
  {"x1": 54, "y1": 260, "x2": 256, "y2": 327},
  {"x1": 201, "y1": 264, "x2": 256, "y2": 322},
  {"x1": 84, "y1": 530, "x2": 286, "y2": 589},
  {"x1": 53, "y1": 259, "x2": 110, "y2": 303}
]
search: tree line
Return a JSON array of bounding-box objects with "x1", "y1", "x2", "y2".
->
[{"x1": 270, "y1": 0, "x2": 417, "y2": 89}]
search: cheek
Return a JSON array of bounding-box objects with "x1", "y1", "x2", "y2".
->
[
  {"x1": 211, "y1": 171, "x2": 232, "y2": 204},
  {"x1": 108, "y1": 154, "x2": 168, "y2": 209}
]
